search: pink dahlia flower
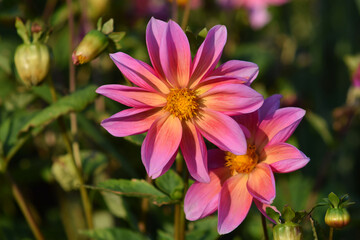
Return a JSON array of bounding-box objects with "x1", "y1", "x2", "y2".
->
[
  {"x1": 96, "y1": 18, "x2": 263, "y2": 183},
  {"x1": 217, "y1": 0, "x2": 288, "y2": 29},
  {"x1": 184, "y1": 94, "x2": 310, "y2": 234}
]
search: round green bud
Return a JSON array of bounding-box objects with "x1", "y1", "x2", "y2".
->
[
  {"x1": 325, "y1": 208, "x2": 350, "y2": 229},
  {"x1": 14, "y1": 42, "x2": 50, "y2": 86},
  {"x1": 273, "y1": 222, "x2": 302, "y2": 240},
  {"x1": 72, "y1": 30, "x2": 109, "y2": 65}
]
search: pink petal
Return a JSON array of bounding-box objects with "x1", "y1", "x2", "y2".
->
[
  {"x1": 258, "y1": 94, "x2": 282, "y2": 122},
  {"x1": 146, "y1": 17, "x2": 167, "y2": 80},
  {"x1": 201, "y1": 83, "x2": 264, "y2": 115},
  {"x1": 180, "y1": 121, "x2": 209, "y2": 183},
  {"x1": 262, "y1": 143, "x2": 310, "y2": 173},
  {"x1": 195, "y1": 109, "x2": 247, "y2": 155},
  {"x1": 254, "y1": 199, "x2": 279, "y2": 224},
  {"x1": 101, "y1": 107, "x2": 163, "y2": 137},
  {"x1": 255, "y1": 107, "x2": 306, "y2": 150},
  {"x1": 141, "y1": 114, "x2": 182, "y2": 178},
  {"x1": 160, "y1": 20, "x2": 191, "y2": 88},
  {"x1": 96, "y1": 84, "x2": 166, "y2": 108},
  {"x1": 189, "y1": 25, "x2": 227, "y2": 86},
  {"x1": 233, "y1": 112, "x2": 258, "y2": 140},
  {"x1": 208, "y1": 149, "x2": 226, "y2": 169},
  {"x1": 184, "y1": 167, "x2": 230, "y2": 221},
  {"x1": 109, "y1": 52, "x2": 169, "y2": 94},
  {"x1": 218, "y1": 174, "x2": 253, "y2": 234},
  {"x1": 247, "y1": 163, "x2": 275, "y2": 204},
  {"x1": 202, "y1": 60, "x2": 259, "y2": 86},
  {"x1": 149, "y1": 151, "x2": 177, "y2": 178}
]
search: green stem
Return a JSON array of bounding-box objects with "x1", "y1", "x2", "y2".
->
[
  {"x1": 261, "y1": 213, "x2": 269, "y2": 240},
  {"x1": 172, "y1": 0, "x2": 178, "y2": 22},
  {"x1": 48, "y1": 78, "x2": 94, "y2": 229},
  {"x1": 6, "y1": 172, "x2": 45, "y2": 240},
  {"x1": 181, "y1": 0, "x2": 192, "y2": 30},
  {"x1": 329, "y1": 227, "x2": 334, "y2": 240},
  {"x1": 174, "y1": 155, "x2": 187, "y2": 240},
  {"x1": 309, "y1": 216, "x2": 318, "y2": 240}
]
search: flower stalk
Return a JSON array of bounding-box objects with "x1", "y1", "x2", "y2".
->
[
  {"x1": 261, "y1": 213, "x2": 269, "y2": 240},
  {"x1": 6, "y1": 172, "x2": 45, "y2": 240}
]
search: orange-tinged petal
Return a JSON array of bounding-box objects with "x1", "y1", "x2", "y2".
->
[
  {"x1": 141, "y1": 114, "x2": 182, "y2": 177},
  {"x1": 247, "y1": 163, "x2": 275, "y2": 204},
  {"x1": 218, "y1": 174, "x2": 252, "y2": 235}
]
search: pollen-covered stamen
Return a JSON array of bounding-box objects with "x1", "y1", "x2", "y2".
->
[
  {"x1": 164, "y1": 88, "x2": 199, "y2": 121},
  {"x1": 225, "y1": 144, "x2": 259, "y2": 175}
]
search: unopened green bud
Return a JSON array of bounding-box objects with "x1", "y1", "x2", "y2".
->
[
  {"x1": 273, "y1": 222, "x2": 302, "y2": 240},
  {"x1": 72, "y1": 30, "x2": 109, "y2": 65},
  {"x1": 14, "y1": 43, "x2": 50, "y2": 86},
  {"x1": 325, "y1": 208, "x2": 350, "y2": 229}
]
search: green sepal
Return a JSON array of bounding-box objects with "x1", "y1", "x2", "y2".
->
[
  {"x1": 282, "y1": 206, "x2": 296, "y2": 223},
  {"x1": 266, "y1": 207, "x2": 281, "y2": 224},
  {"x1": 97, "y1": 17, "x2": 103, "y2": 31},
  {"x1": 15, "y1": 17, "x2": 30, "y2": 44},
  {"x1": 102, "y1": 18, "x2": 114, "y2": 35},
  {"x1": 328, "y1": 192, "x2": 340, "y2": 208}
]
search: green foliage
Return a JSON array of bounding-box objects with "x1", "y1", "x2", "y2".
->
[
  {"x1": 20, "y1": 85, "x2": 97, "y2": 135},
  {"x1": 80, "y1": 228, "x2": 148, "y2": 240},
  {"x1": 155, "y1": 169, "x2": 184, "y2": 200},
  {"x1": 93, "y1": 178, "x2": 176, "y2": 206}
]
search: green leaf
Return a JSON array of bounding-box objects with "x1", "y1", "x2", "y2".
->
[
  {"x1": 77, "y1": 114, "x2": 138, "y2": 177},
  {"x1": 19, "y1": 85, "x2": 97, "y2": 135},
  {"x1": 31, "y1": 84, "x2": 54, "y2": 103},
  {"x1": 306, "y1": 111, "x2": 334, "y2": 146},
  {"x1": 92, "y1": 178, "x2": 175, "y2": 206},
  {"x1": 186, "y1": 216, "x2": 218, "y2": 240},
  {"x1": 282, "y1": 206, "x2": 296, "y2": 223},
  {"x1": 328, "y1": 192, "x2": 340, "y2": 208},
  {"x1": 101, "y1": 192, "x2": 138, "y2": 230},
  {"x1": 293, "y1": 210, "x2": 307, "y2": 223},
  {"x1": 108, "y1": 32, "x2": 126, "y2": 50},
  {"x1": 51, "y1": 150, "x2": 107, "y2": 191},
  {"x1": 340, "y1": 194, "x2": 349, "y2": 203},
  {"x1": 80, "y1": 228, "x2": 147, "y2": 240},
  {"x1": 102, "y1": 18, "x2": 114, "y2": 35},
  {"x1": 155, "y1": 169, "x2": 184, "y2": 200},
  {"x1": 265, "y1": 207, "x2": 281, "y2": 224},
  {"x1": 197, "y1": 27, "x2": 208, "y2": 39},
  {"x1": 123, "y1": 134, "x2": 146, "y2": 146}
]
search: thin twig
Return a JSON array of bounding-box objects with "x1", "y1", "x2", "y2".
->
[
  {"x1": 309, "y1": 216, "x2": 319, "y2": 240},
  {"x1": 6, "y1": 172, "x2": 45, "y2": 240},
  {"x1": 172, "y1": 0, "x2": 178, "y2": 22},
  {"x1": 181, "y1": 0, "x2": 192, "y2": 30},
  {"x1": 261, "y1": 214, "x2": 269, "y2": 240}
]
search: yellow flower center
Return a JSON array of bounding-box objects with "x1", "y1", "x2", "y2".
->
[
  {"x1": 77, "y1": 55, "x2": 87, "y2": 64},
  {"x1": 169, "y1": 0, "x2": 188, "y2": 6},
  {"x1": 164, "y1": 88, "x2": 199, "y2": 121},
  {"x1": 225, "y1": 144, "x2": 259, "y2": 175}
]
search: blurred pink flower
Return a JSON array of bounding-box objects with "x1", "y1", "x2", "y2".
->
[
  {"x1": 184, "y1": 95, "x2": 309, "y2": 234},
  {"x1": 97, "y1": 18, "x2": 263, "y2": 182},
  {"x1": 353, "y1": 64, "x2": 360, "y2": 88},
  {"x1": 217, "y1": 0, "x2": 289, "y2": 29}
]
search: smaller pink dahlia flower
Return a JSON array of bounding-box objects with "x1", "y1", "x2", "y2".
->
[
  {"x1": 184, "y1": 94, "x2": 309, "y2": 234},
  {"x1": 217, "y1": 0, "x2": 288, "y2": 29},
  {"x1": 96, "y1": 18, "x2": 263, "y2": 183}
]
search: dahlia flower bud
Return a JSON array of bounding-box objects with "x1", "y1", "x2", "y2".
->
[
  {"x1": 325, "y1": 208, "x2": 350, "y2": 228},
  {"x1": 273, "y1": 222, "x2": 302, "y2": 240},
  {"x1": 72, "y1": 29, "x2": 109, "y2": 65},
  {"x1": 322, "y1": 192, "x2": 353, "y2": 229},
  {"x1": 14, "y1": 18, "x2": 50, "y2": 86},
  {"x1": 14, "y1": 43, "x2": 50, "y2": 86}
]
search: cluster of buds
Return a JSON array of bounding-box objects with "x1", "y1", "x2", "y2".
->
[
  {"x1": 72, "y1": 18, "x2": 125, "y2": 65},
  {"x1": 322, "y1": 192, "x2": 353, "y2": 229},
  {"x1": 14, "y1": 18, "x2": 51, "y2": 86},
  {"x1": 267, "y1": 206, "x2": 304, "y2": 240}
]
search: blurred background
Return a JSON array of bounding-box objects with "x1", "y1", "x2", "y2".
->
[{"x1": 0, "y1": 0, "x2": 359, "y2": 239}]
